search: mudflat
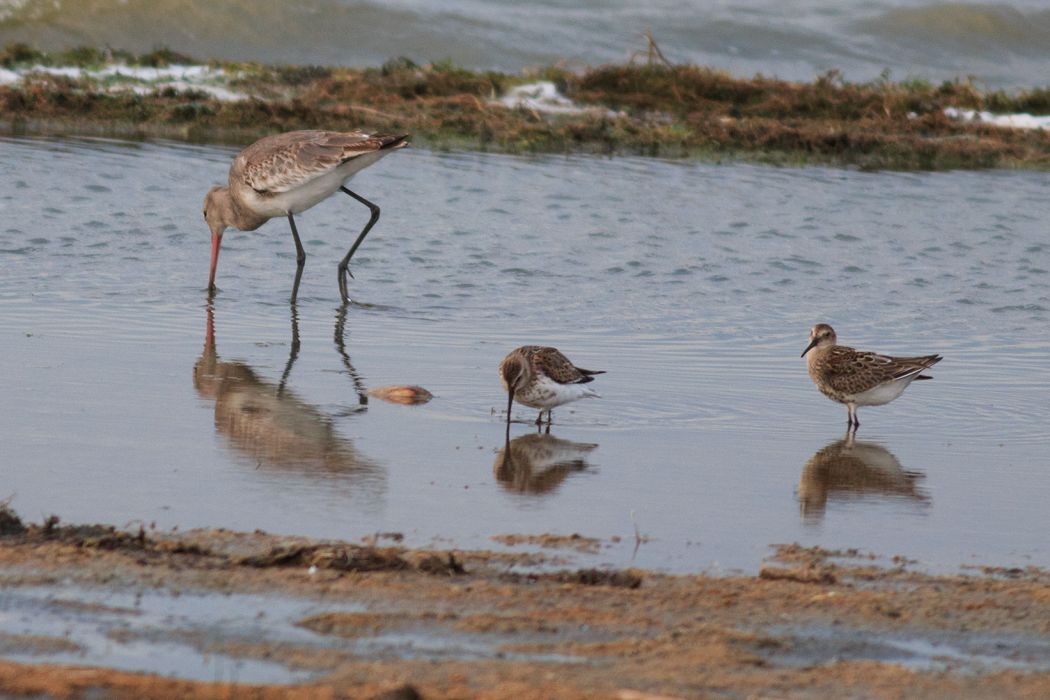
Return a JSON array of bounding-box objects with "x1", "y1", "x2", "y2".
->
[{"x1": 0, "y1": 507, "x2": 1048, "y2": 699}]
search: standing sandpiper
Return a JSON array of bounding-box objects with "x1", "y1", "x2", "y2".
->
[
  {"x1": 499, "y1": 346, "x2": 605, "y2": 427},
  {"x1": 203, "y1": 129, "x2": 408, "y2": 303},
  {"x1": 801, "y1": 324, "x2": 942, "y2": 429}
]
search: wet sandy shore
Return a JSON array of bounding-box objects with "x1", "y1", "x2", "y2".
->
[{"x1": 0, "y1": 508, "x2": 1048, "y2": 699}]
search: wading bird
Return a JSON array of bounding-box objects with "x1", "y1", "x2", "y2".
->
[
  {"x1": 801, "y1": 323, "x2": 942, "y2": 429},
  {"x1": 203, "y1": 129, "x2": 408, "y2": 303},
  {"x1": 499, "y1": 346, "x2": 604, "y2": 427}
]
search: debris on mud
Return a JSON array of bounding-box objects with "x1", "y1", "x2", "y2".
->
[{"x1": 492, "y1": 532, "x2": 603, "y2": 553}]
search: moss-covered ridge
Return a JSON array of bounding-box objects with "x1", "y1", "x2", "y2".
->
[{"x1": 2, "y1": 44, "x2": 1049, "y2": 170}]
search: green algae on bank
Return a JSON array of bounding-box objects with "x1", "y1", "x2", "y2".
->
[{"x1": 1, "y1": 44, "x2": 1049, "y2": 169}]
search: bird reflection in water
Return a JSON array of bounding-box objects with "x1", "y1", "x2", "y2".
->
[
  {"x1": 494, "y1": 432, "x2": 598, "y2": 495},
  {"x1": 798, "y1": 432, "x2": 929, "y2": 523},
  {"x1": 193, "y1": 302, "x2": 380, "y2": 484}
]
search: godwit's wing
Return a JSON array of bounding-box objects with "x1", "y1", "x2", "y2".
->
[
  {"x1": 237, "y1": 130, "x2": 407, "y2": 194},
  {"x1": 818, "y1": 346, "x2": 941, "y2": 395}
]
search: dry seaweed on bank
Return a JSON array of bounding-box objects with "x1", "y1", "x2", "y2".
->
[
  {"x1": 0, "y1": 503, "x2": 466, "y2": 576},
  {"x1": 501, "y1": 568, "x2": 644, "y2": 589},
  {"x1": 1, "y1": 44, "x2": 1049, "y2": 170}
]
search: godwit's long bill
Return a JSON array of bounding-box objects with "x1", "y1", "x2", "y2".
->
[
  {"x1": 203, "y1": 129, "x2": 408, "y2": 303},
  {"x1": 801, "y1": 323, "x2": 942, "y2": 429},
  {"x1": 499, "y1": 346, "x2": 605, "y2": 427}
]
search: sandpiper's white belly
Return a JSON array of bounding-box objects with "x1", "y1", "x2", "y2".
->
[
  {"x1": 516, "y1": 376, "x2": 599, "y2": 409},
  {"x1": 851, "y1": 377, "x2": 913, "y2": 406},
  {"x1": 243, "y1": 150, "x2": 392, "y2": 218}
]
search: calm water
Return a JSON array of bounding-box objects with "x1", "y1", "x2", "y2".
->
[
  {"x1": 1, "y1": 135, "x2": 1049, "y2": 574},
  {"x1": 3, "y1": 0, "x2": 1050, "y2": 88}
]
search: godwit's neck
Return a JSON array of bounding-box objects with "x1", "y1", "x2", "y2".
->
[{"x1": 220, "y1": 186, "x2": 267, "y2": 230}]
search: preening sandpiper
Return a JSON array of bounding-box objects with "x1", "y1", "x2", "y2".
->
[
  {"x1": 203, "y1": 129, "x2": 408, "y2": 303},
  {"x1": 801, "y1": 323, "x2": 942, "y2": 429},
  {"x1": 499, "y1": 346, "x2": 605, "y2": 427}
]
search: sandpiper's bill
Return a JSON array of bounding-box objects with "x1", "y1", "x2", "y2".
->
[
  {"x1": 801, "y1": 323, "x2": 942, "y2": 428},
  {"x1": 499, "y1": 346, "x2": 604, "y2": 427},
  {"x1": 203, "y1": 129, "x2": 408, "y2": 303}
]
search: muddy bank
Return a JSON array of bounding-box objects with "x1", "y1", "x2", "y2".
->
[
  {"x1": 0, "y1": 507, "x2": 1049, "y2": 699},
  {"x1": 2, "y1": 44, "x2": 1049, "y2": 169}
]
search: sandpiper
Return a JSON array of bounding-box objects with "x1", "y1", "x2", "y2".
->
[
  {"x1": 499, "y1": 346, "x2": 604, "y2": 427},
  {"x1": 801, "y1": 323, "x2": 942, "y2": 428},
  {"x1": 203, "y1": 129, "x2": 408, "y2": 303}
]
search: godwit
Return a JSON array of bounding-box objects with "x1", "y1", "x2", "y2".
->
[
  {"x1": 499, "y1": 346, "x2": 605, "y2": 427},
  {"x1": 203, "y1": 129, "x2": 408, "y2": 303},
  {"x1": 801, "y1": 324, "x2": 942, "y2": 429}
]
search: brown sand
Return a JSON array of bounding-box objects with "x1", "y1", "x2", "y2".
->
[{"x1": 0, "y1": 511, "x2": 1048, "y2": 699}]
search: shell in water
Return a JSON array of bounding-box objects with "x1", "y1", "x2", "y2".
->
[{"x1": 367, "y1": 385, "x2": 433, "y2": 405}]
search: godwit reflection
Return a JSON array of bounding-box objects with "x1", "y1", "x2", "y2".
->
[
  {"x1": 494, "y1": 432, "x2": 597, "y2": 495},
  {"x1": 799, "y1": 433, "x2": 928, "y2": 523},
  {"x1": 193, "y1": 303, "x2": 380, "y2": 485}
]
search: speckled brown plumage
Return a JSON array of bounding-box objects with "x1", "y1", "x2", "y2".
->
[
  {"x1": 802, "y1": 323, "x2": 942, "y2": 428},
  {"x1": 527, "y1": 346, "x2": 600, "y2": 384},
  {"x1": 236, "y1": 130, "x2": 406, "y2": 195},
  {"x1": 808, "y1": 345, "x2": 942, "y2": 399},
  {"x1": 499, "y1": 346, "x2": 605, "y2": 426}
]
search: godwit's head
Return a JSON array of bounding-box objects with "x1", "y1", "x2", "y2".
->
[
  {"x1": 802, "y1": 323, "x2": 837, "y2": 357},
  {"x1": 203, "y1": 186, "x2": 232, "y2": 291},
  {"x1": 203, "y1": 186, "x2": 232, "y2": 236}
]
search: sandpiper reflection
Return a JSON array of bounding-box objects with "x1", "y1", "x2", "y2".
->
[
  {"x1": 494, "y1": 432, "x2": 598, "y2": 494},
  {"x1": 799, "y1": 433, "x2": 928, "y2": 522},
  {"x1": 193, "y1": 303, "x2": 380, "y2": 484}
]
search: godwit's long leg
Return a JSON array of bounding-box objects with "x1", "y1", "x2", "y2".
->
[
  {"x1": 334, "y1": 303, "x2": 369, "y2": 409},
  {"x1": 287, "y1": 213, "x2": 306, "y2": 303},
  {"x1": 337, "y1": 186, "x2": 380, "y2": 303},
  {"x1": 277, "y1": 302, "x2": 301, "y2": 397}
]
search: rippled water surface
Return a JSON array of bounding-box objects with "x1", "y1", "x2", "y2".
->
[{"x1": 2, "y1": 136, "x2": 1049, "y2": 574}]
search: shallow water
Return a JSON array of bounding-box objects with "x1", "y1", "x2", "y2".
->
[
  {"x1": 1, "y1": 136, "x2": 1049, "y2": 577},
  {"x1": 0, "y1": 583, "x2": 578, "y2": 682},
  {"x1": 765, "y1": 625, "x2": 1050, "y2": 673},
  {"x1": 3, "y1": 0, "x2": 1050, "y2": 88}
]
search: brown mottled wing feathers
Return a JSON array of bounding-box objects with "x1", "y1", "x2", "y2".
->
[
  {"x1": 820, "y1": 346, "x2": 940, "y2": 394},
  {"x1": 532, "y1": 347, "x2": 593, "y2": 385},
  {"x1": 238, "y1": 130, "x2": 405, "y2": 193}
]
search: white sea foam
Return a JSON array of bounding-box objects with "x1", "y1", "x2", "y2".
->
[
  {"x1": 496, "y1": 81, "x2": 620, "y2": 117},
  {"x1": 0, "y1": 63, "x2": 245, "y2": 100},
  {"x1": 944, "y1": 106, "x2": 1050, "y2": 130}
]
